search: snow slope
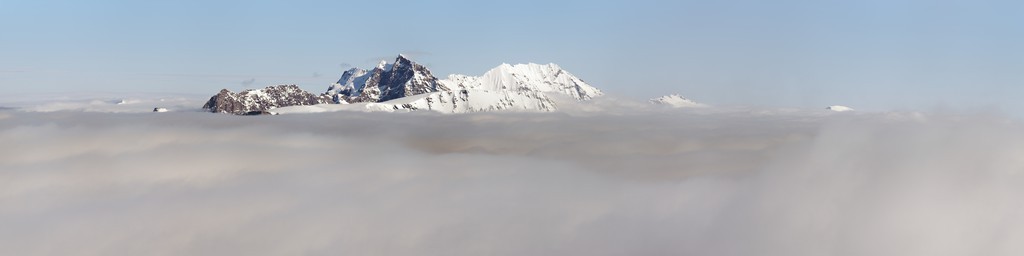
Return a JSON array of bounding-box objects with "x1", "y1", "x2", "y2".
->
[
  {"x1": 273, "y1": 89, "x2": 555, "y2": 114},
  {"x1": 325, "y1": 68, "x2": 370, "y2": 103}
]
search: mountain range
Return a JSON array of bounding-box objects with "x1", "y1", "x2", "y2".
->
[{"x1": 203, "y1": 55, "x2": 686, "y2": 115}]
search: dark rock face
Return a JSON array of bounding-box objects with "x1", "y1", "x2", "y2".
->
[
  {"x1": 203, "y1": 85, "x2": 331, "y2": 115},
  {"x1": 379, "y1": 55, "x2": 445, "y2": 101},
  {"x1": 343, "y1": 55, "x2": 446, "y2": 103}
]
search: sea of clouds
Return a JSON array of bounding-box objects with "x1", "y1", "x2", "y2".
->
[{"x1": 1, "y1": 108, "x2": 1023, "y2": 255}]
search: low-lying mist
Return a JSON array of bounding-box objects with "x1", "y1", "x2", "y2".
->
[{"x1": 1, "y1": 110, "x2": 1022, "y2": 255}]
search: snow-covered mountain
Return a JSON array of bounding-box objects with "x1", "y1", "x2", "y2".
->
[
  {"x1": 313, "y1": 55, "x2": 602, "y2": 114},
  {"x1": 650, "y1": 94, "x2": 705, "y2": 108},
  {"x1": 439, "y1": 63, "x2": 602, "y2": 101},
  {"x1": 206, "y1": 55, "x2": 601, "y2": 115}
]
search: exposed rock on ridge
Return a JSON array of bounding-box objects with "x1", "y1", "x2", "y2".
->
[{"x1": 203, "y1": 85, "x2": 331, "y2": 115}]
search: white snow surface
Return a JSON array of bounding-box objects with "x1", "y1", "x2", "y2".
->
[
  {"x1": 827, "y1": 105, "x2": 855, "y2": 112},
  {"x1": 650, "y1": 94, "x2": 706, "y2": 108}
]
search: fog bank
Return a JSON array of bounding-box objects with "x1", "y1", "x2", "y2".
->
[{"x1": 1, "y1": 110, "x2": 1022, "y2": 255}]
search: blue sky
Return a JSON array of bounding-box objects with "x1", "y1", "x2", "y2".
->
[{"x1": 1, "y1": 0, "x2": 1022, "y2": 112}]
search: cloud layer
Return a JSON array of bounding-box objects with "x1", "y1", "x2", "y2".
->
[{"x1": 1, "y1": 110, "x2": 1022, "y2": 255}]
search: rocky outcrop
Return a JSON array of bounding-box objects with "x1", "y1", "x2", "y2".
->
[{"x1": 203, "y1": 85, "x2": 331, "y2": 115}]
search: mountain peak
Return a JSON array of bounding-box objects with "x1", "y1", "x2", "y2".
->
[
  {"x1": 337, "y1": 68, "x2": 367, "y2": 83},
  {"x1": 393, "y1": 55, "x2": 415, "y2": 68},
  {"x1": 650, "y1": 94, "x2": 705, "y2": 108},
  {"x1": 330, "y1": 54, "x2": 442, "y2": 103},
  {"x1": 375, "y1": 60, "x2": 390, "y2": 70},
  {"x1": 495, "y1": 63, "x2": 562, "y2": 71},
  {"x1": 450, "y1": 62, "x2": 602, "y2": 101}
]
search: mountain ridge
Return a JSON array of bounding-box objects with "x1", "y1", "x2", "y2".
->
[
  {"x1": 203, "y1": 55, "x2": 609, "y2": 115},
  {"x1": 202, "y1": 85, "x2": 331, "y2": 115}
]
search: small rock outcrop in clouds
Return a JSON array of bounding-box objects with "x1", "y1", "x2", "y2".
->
[
  {"x1": 650, "y1": 94, "x2": 705, "y2": 108},
  {"x1": 827, "y1": 105, "x2": 854, "y2": 112},
  {"x1": 202, "y1": 85, "x2": 331, "y2": 115}
]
